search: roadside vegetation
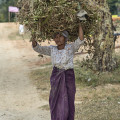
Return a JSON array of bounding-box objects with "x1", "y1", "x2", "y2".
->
[{"x1": 29, "y1": 55, "x2": 120, "y2": 120}]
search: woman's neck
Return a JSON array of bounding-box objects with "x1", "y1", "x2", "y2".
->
[{"x1": 57, "y1": 44, "x2": 65, "y2": 50}]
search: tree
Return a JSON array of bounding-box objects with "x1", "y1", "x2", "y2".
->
[
  {"x1": 107, "y1": 0, "x2": 119, "y2": 15},
  {"x1": 0, "y1": 0, "x2": 18, "y2": 22},
  {"x1": 116, "y1": 0, "x2": 120, "y2": 15},
  {"x1": 80, "y1": 0, "x2": 117, "y2": 71}
]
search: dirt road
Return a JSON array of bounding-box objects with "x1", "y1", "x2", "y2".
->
[{"x1": 0, "y1": 23, "x2": 51, "y2": 120}]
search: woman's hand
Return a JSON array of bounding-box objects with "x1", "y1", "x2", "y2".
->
[{"x1": 31, "y1": 34, "x2": 37, "y2": 47}]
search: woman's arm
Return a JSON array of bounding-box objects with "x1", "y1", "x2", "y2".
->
[
  {"x1": 31, "y1": 37, "x2": 51, "y2": 56},
  {"x1": 71, "y1": 23, "x2": 85, "y2": 53},
  {"x1": 79, "y1": 23, "x2": 84, "y2": 41}
]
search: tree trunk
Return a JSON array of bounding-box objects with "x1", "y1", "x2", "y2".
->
[
  {"x1": 93, "y1": 4, "x2": 115, "y2": 71},
  {"x1": 79, "y1": 0, "x2": 117, "y2": 71}
]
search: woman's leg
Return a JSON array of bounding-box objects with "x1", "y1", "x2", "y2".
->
[
  {"x1": 49, "y1": 67, "x2": 69, "y2": 120},
  {"x1": 65, "y1": 69, "x2": 76, "y2": 120}
]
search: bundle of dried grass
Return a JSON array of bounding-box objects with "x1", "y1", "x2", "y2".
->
[{"x1": 17, "y1": 0, "x2": 99, "y2": 42}]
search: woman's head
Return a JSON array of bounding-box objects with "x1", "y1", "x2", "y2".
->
[{"x1": 53, "y1": 31, "x2": 69, "y2": 46}]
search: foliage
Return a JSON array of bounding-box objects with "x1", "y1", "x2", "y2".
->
[
  {"x1": 75, "y1": 55, "x2": 120, "y2": 87},
  {"x1": 107, "y1": 0, "x2": 119, "y2": 15},
  {"x1": 0, "y1": 0, "x2": 120, "y2": 22},
  {"x1": 0, "y1": 0, "x2": 18, "y2": 22}
]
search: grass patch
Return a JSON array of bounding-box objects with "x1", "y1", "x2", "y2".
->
[
  {"x1": 75, "y1": 96, "x2": 120, "y2": 120},
  {"x1": 29, "y1": 66, "x2": 52, "y2": 100},
  {"x1": 39, "y1": 61, "x2": 52, "y2": 67},
  {"x1": 75, "y1": 84, "x2": 120, "y2": 119},
  {"x1": 39, "y1": 104, "x2": 50, "y2": 111},
  {"x1": 74, "y1": 55, "x2": 120, "y2": 87}
]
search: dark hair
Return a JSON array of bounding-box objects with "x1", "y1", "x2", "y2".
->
[{"x1": 53, "y1": 32, "x2": 60, "y2": 39}]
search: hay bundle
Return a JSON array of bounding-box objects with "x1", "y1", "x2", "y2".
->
[{"x1": 17, "y1": 0, "x2": 99, "y2": 43}]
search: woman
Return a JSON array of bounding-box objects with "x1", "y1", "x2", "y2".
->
[{"x1": 32, "y1": 23, "x2": 84, "y2": 120}]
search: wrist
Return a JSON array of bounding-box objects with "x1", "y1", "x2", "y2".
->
[
  {"x1": 79, "y1": 24, "x2": 82, "y2": 28},
  {"x1": 32, "y1": 41, "x2": 37, "y2": 47}
]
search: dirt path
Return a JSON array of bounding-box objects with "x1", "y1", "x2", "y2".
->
[{"x1": 0, "y1": 23, "x2": 51, "y2": 120}]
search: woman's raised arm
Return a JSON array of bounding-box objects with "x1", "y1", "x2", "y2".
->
[
  {"x1": 78, "y1": 23, "x2": 84, "y2": 41},
  {"x1": 71, "y1": 23, "x2": 85, "y2": 53}
]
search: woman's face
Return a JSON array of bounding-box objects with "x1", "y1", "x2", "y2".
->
[{"x1": 54, "y1": 34, "x2": 66, "y2": 46}]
